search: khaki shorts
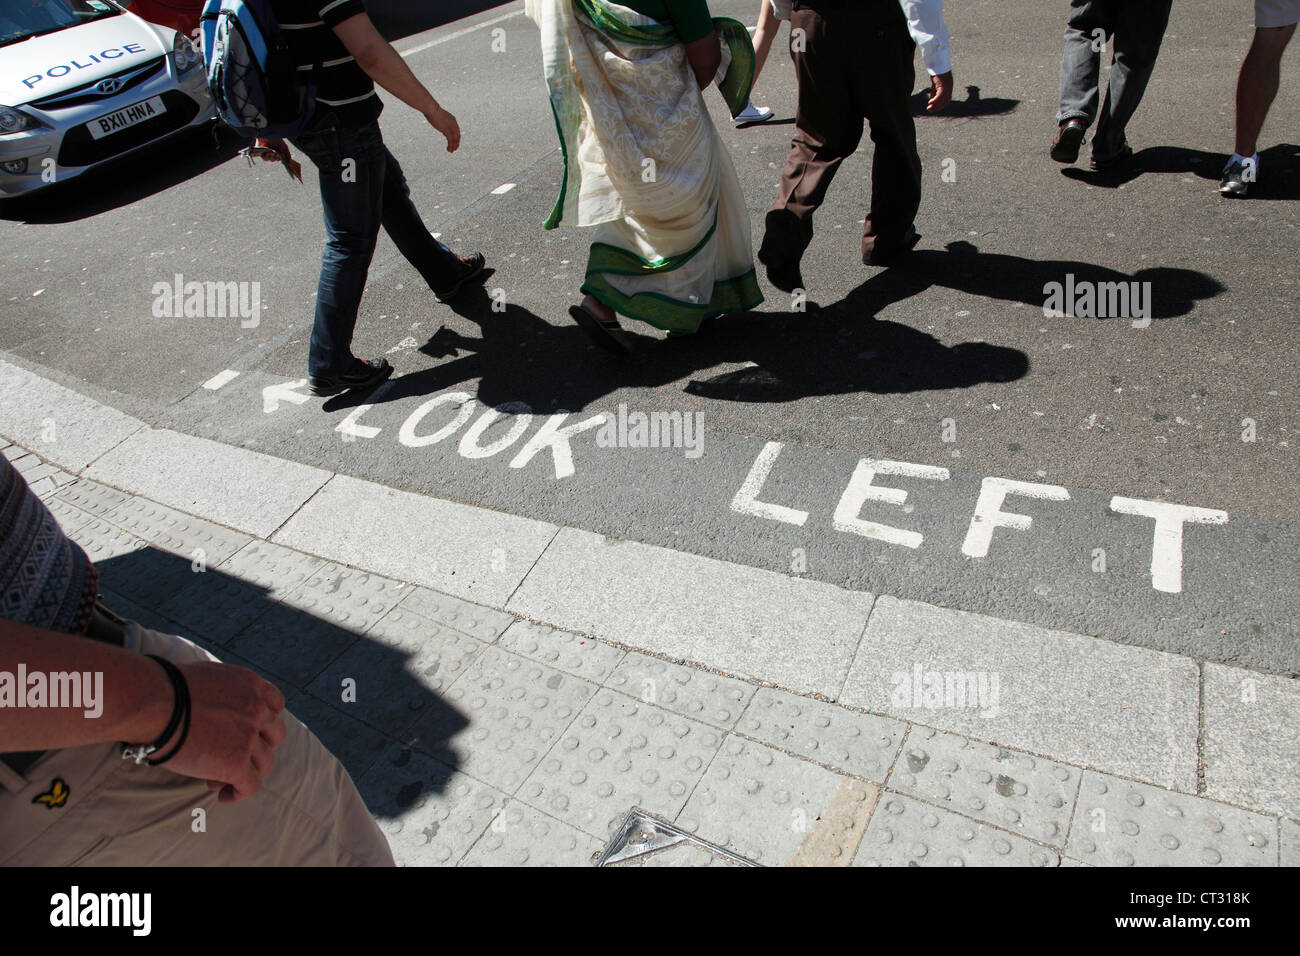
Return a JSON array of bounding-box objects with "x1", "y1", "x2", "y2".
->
[
  {"x1": 0, "y1": 623, "x2": 394, "y2": 866},
  {"x1": 1257, "y1": 0, "x2": 1300, "y2": 28}
]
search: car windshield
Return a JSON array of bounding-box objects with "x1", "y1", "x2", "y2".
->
[{"x1": 0, "y1": 0, "x2": 121, "y2": 49}]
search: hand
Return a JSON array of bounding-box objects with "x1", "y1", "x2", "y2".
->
[
  {"x1": 926, "y1": 71, "x2": 953, "y2": 113},
  {"x1": 149, "y1": 661, "x2": 288, "y2": 803},
  {"x1": 425, "y1": 105, "x2": 460, "y2": 153}
]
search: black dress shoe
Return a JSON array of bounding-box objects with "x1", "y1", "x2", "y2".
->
[
  {"x1": 864, "y1": 225, "x2": 920, "y2": 266},
  {"x1": 308, "y1": 356, "x2": 393, "y2": 397},
  {"x1": 434, "y1": 252, "x2": 487, "y2": 303},
  {"x1": 1050, "y1": 118, "x2": 1087, "y2": 163},
  {"x1": 757, "y1": 247, "x2": 805, "y2": 294},
  {"x1": 1089, "y1": 143, "x2": 1133, "y2": 172}
]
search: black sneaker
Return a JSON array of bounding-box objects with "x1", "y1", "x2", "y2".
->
[
  {"x1": 308, "y1": 356, "x2": 393, "y2": 397},
  {"x1": 435, "y1": 252, "x2": 488, "y2": 303}
]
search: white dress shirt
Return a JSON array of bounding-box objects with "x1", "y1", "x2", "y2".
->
[{"x1": 766, "y1": 1, "x2": 951, "y2": 76}]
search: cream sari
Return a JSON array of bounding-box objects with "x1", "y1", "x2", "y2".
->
[{"x1": 525, "y1": 0, "x2": 763, "y2": 332}]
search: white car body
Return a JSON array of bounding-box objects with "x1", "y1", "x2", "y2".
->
[{"x1": 0, "y1": 0, "x2": 215, "y2": 197}]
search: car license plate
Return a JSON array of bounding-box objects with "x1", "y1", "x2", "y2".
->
[{"x1": 86, "y1": 96, "x2": 166, "y2": 140}]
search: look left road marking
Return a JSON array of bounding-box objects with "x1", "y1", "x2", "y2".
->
[
  {"x1": 262, "y1": 379, "x2": 311, "y2": 413},
  {"x1": 202, "y1": 369, "x2": 240, "y2": 391}
]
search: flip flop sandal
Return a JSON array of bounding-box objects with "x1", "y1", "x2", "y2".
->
[{"x1": 569, "y1": 304, "x2": 634, "y2": 355}]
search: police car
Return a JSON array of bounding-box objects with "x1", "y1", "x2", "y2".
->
[{"x1": 0, "y1": 0, "x2": 215, "y2": 198}]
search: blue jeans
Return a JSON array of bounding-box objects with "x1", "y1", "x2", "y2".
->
[
  {"x1": 290, "y1": 117, "x2": 462, "y2": 378},
  {"x1": 1056, "y1": 0, "x2": 1172, "y2": 160}
]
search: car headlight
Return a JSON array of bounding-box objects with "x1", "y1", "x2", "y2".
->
[
  {"x1": 172, "y1": 33, "x2": 203, "y2": 74},
  {"x1": 0, "y1": 106, "x2": 36, "y2": 135}
]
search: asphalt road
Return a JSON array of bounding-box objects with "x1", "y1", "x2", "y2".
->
[{"x1": 2, "y1": 0, "x2": 1297, "y2": 674}]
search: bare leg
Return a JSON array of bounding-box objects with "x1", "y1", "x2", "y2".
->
[
  {"x1": 752, "y1": 0, "x2": 780, "y2": 87},
  {"x1": 1234, "y1": 24, "x2": 1295, "y2": 156}
]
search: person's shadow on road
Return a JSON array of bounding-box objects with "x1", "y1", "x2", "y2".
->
[
  {"x1": 911, "y1": 84, "x2": 1019, "y2": 119},
  {"x1": 323, "y1": 240, "x2": 1221, "y2": 415},
  {"x1": 1062, "y1": 143, "x2": 1300, "y2": 199}
]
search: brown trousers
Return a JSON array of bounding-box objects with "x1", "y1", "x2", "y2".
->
[{"x1": 761, "y1": 0, "x2": 923, "y2": 264}]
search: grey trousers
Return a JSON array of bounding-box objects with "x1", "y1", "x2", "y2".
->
[{"x1": 1056, "y1": 0, "x2": 1174, "y2": 160}]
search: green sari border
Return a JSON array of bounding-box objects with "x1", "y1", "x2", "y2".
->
[
  {"x1": 581, "y1": 268, "x2": 763, "y2": 332},
  {"x1": 543, "y1": 96, "x2": 570, "y2": 230},
  {"x1": 586, "y1": 212, "x2": 718, "y2": 276}
]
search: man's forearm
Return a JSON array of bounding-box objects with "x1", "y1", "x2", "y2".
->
[
  {"x1": 356, "y1": 41, "x2": 441, "y2": 116},
  {"x1": 0, "y1": 618, "x2": 172, "y2": 752}
]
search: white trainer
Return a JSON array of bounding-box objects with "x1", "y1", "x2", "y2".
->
[{"x1": 734, "y1": 102, "x2": 774, "y2": 124}]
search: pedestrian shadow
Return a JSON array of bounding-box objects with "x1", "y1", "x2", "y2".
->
[
  {"x1": 854, "y1": 240, "x2": 1225, "y2": 318},
  {"x1": 911, "y1": 84, "x2": 1019, "y2": 118},
  {"x1": 323, "y1": 255, "x2": 1027, "y2": 414},
  {"x1": 92, "y1": 545, "x2": 470, "y2": 811},
  {"x1": 320, "y1": 240, "x2": 1221, "y2": 414},
  {"x1": 1061, "y1": 143, "x2": 1300, "y2": 199},
  {"x1": 0, "y1": 123, "x2": 241, "y2": 224}
]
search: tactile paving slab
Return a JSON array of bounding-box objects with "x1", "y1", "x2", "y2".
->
[
  {"x1": 357, "y1": 744, "x2": 506, "y2": 867},
  {"x1": 52, "y1": 479, "x2": 132, "y2": 517},
  {"x1": 605, "y1": 652, "x2": 755, "y2": 730},
  {"x1": 738, "y1": 688, "x2": 904, "y2": 783},
  {"x1": 1067, "y1": 770, "x2": 1277, "y2": 866},
  {"x1": 520, "y1": 689, "x2": 722, "y2": 838},
  {"x1": 460, "y1": 799, "x2": 605, "y2": 867},
  {"x1": 499, "y1": 620, "x2": 625, "y2": 683},
  {"x1": 891, "y1": 727, "x2": 1078, "y2": 847},
  {"x1": 282, "y1": 688, "x2": 393, "y2": 784},
  {"x1": 399, "y1": 586, "x2": 517, "y2": 643},
  {"x1": 96, "y1": 543, "x2": 211, "y2": 612},
  {"x1": 282, "y1": 563, "x2": 409, "y2": 633},
  {"x1": 308, "y1": 607, "x2": 488, "y2": 736},
  {"x1": 224, "y1": 603, "x2": 361, "y2": 687},
  {"x1": 855, "y1": 793, "x2": 1062, "y2": 867},
  {"x1": 219, "y1": 540, "x2": 325, "y2": 598},
  {"x1": 407, "y1": 646, "x2": 595, "y2": 794},
  {"x1": 101, "y1": 496, "x2": 251, "y2": 567},
  {"x1": 60, "y1": 514, "x2": 145, "y2": 564},
  {"x1": 156, "y1": 572, "x2": 274, "y2": 645},
  {"x1": 44, "y1": 495, "x2": 99, "y2": 536},
  {"x1": 677, "y1": 735, "x2": 848, "y2": 865}
]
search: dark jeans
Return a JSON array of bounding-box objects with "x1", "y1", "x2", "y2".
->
[
  {"x1": 761, "y1": 0, "x2": 921, "y2": 265},
  {"x1": 290, "y1": 116, "x2": 462, "y2": 378},
  {"x1": 1056, "y1": 0, "x2": 1173, "y2": 160}
]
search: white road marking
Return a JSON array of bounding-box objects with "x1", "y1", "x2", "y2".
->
[
  {"x1": 262, "y1": 379, "x2": 312, "y2": 413},
  {"x1": 962, "y1": 477, "x2": 1071, "y2": 558},
  {"x1": 1110, "y1": 497, "x2": 1229, "y2": 594},
  {"x1": 398, "y1": 9, "x2": 525, "y2": 59},
  {"x1": 337, "y1": 404, "x2": 381, "y2": 440},
  {"x1": 202, "y1": 369, "x2": 240, "y2": 390},
  {"x1": 731, "y1": 441, "x2": 810, "y2": 526},
  {"x1": 834, "y1": 458, "x2": 951, "y2": 549},
  {"x1": 491, "y1": 183, "x2": 517, "y2": 195}
]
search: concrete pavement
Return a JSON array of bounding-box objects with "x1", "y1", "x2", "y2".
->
[{"x1": 3, "y1": 363, "x2": 1296, "y2": 866}]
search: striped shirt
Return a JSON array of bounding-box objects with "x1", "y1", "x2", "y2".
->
[
  {"x1": 272, "y1": 0, "x2": 382, "y2": 126},
  {"x1": 0, "y1": 456, "x2": 98, "y2": 635}
]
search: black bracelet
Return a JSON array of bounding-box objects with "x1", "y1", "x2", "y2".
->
[
  {"x1": 119, "y1": 655, "x2": 187, "y2": 765},
  {"x1": 147, "y1": 671, "x2": 192, "y2": 766}
]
